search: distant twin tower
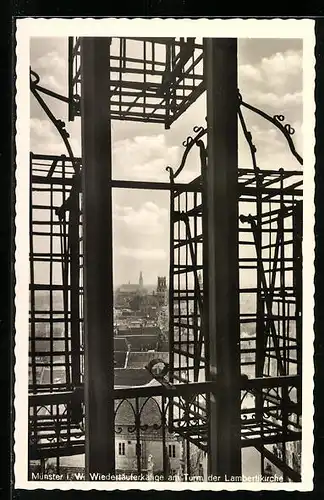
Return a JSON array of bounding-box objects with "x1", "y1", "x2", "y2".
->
[{"x1": 138, "y1": 271, "x2": 167, "y2": 293}]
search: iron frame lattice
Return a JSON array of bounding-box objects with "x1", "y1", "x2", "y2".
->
[
  {"x1": 27, "y1": 37, "x2": 304, "y2": 482},
  {"x1": 68, "y1": 37, "x2": 204, "y2": 128},
  {"x1": 166, "y1": 127, "x2": 302, "y2": 477},
  {"x1": 29, "y1": 153, "x2": 84, "y2": 395},
  {"x1": 163, "y1": 84, "x2": 303, "y2": 474}
]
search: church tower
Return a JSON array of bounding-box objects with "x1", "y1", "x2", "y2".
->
[
  {"x1": 139, "y1": 271, "x2": 144, "y2": 288},
  {"x1": 156, "y1": 276, "x2": 167, "y2": 305}
]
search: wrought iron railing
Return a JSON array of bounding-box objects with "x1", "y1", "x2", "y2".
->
[{"x1": 29, "y1": 375, "x2": 301, "y2": 481}]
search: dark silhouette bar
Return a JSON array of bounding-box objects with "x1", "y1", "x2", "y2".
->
[
  {"x1": 80, "y1": 37, "x2": 115, "y2": 477},
  {"x1": 204, "y1": 38, "x2": 242, "y2": 478}
]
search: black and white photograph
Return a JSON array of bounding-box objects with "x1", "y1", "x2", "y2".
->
[{"x1": 14, "y1": 18, "x2": 315, "y2": 491}]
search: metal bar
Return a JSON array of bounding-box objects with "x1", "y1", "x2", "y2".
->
[
  {"x1": 60, "y1": 158, "x2": 71, "y2": 388},
  {"x1": 80, "y1": 37, "x2": 115, "y2": 477},
  {"x1": 294, "y1": 202, "x2": 303, "y2": 409},
  {"x1": 110, "y1": 111, "x2": 166, "y2": 121},
  {"x1": 168, "y1": 81, "x2": 205, "y2": 127},
  {"x1": 204, "y1": 38, "x2": 241, "y2": 477},
  {"x1": 34, "y1": 84, "x2": 70, "y2": 104},
  {"x1": 29, "y1": 153, "x2": 37, "y2": 392},
  {"x1": 29, "y1": 380, "x2": 220, "y2": 405},
  {"x1": 69, "y1": 190, "x2": 81, "y2": 386},
  {"x1": 248, "y1": 215, "x2": 286, "y2": 376},
  {"x1": 30, "y1": 444, "x2": 86, "y2": 460},
  {"x1": 135, "y1": 398, "x2": 142, "y2": 473},
  {"x1": 111, "y1": 179, "x2": 201, "y2": 192},
  {"x1": 168, "y1": 179, "x2": 175, "y2": 428},
  {"x1": 68, "y1": 37, "x2": 74, "y2": 121},
  {"x1": 49, "y1": 182, "x2": 54, "y2": 387},
  {"x1": 242, "y1": 186, "x2": 303, "y2": 197},
  {"x1": 254, "y1": 444, "x2": 301, "y2": 481},
  {"x1": 242, "y1": 432, "x2": 302, "y2": 449}
]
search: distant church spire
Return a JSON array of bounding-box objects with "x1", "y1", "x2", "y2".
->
[{"x1": 139, "y1": 271, "x2": 143, "y2": 288}]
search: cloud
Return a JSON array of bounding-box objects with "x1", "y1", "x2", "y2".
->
[
  {"x1": 239, "y1": 49, "x2": 302, "y2": 91},
  {"x1": 239, "y1": 50, "x2": 303, "y2": 125},
  {"x1": 32, "y1": 50, "x2": 66, "y2": 93},
  {"x1": 113, "y1": 134, "x2": 179, "y2": 182},
  {"x1": 239, "y1": 119, "x2": 303, "y2": 170},
  {"x1": 237, "y1": 49, "x2": 303, "y2": 170},
  {"x1": 246, "y1": 91, "x2": 302, "y2": 109},
  {"x1": 240, "y1": 64, "x2": 263, "y2": 84},
  {"x1": 30, "y1": 118, "x2": 81, "y2": 156},
  {"x1": 261, "y1": 50, "x2": 302, "y2": 78},
  {"x1": 33, "y1": 50, "x2": 66, "y2": 71},
  {"x1": 118, "y1": 247, "x2": 167, "y2": 260},
  {"x1": 39, "y1": 75, "x2": 63, "y2": 93},
  {"x1": 114, "y1": 201, "x2": 168, "y2": 236}
]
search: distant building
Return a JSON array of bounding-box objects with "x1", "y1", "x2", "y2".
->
[
  {"x1": 113, "y1": 350, "x2": 183, "y2": 478},
  {"x1": 39, "y1": 393, "x2": 183, "y2": 479},
  {"x1": 114, "y1": 396, "x2": 183, "y2": 477},
  {"x1": 115, "y1": 272, "x2": 147, "y2": 307},
  {"x1": 126, "y1": 351, "x2": 169, "y2": 369},
  {"x1": 117, "y1": 325, "x2": 161, "y2": 336},
  {"x1": 156, "y1": 276, "x2": 167, "y2": 305}
]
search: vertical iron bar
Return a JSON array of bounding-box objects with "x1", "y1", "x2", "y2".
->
[
  {"x1": 143, "y1": 41, "x2": 146, "y2": 117},
  {"x1": 69, "y1": 188, "x2": 81, "y2": 386},
  {"x1": 168, "y1": 180, "x2": 175, "y2": 430},
  {"x1": 80, "y1": 37, "x2": 115, "y2": 477},
  {"x1": 185, "y1": 192, "x2": 189, "y2": 381},
  {"x1": 68, "y1": 37, "x2": 74, "y2": 122},
  {"x1": 193, "y1": 188, "x2": 198, "y2": 380},
  {"x1": 169, "y1": 186, "x2": 175, "y2": 383},
  {"x1": 255, "y1": 170, "x2": 265, "y2": 475},
  {"x1": 294, "y1": 200, "x2": 302, "y2": 412},
  {"x1": 135, "y1": 398, "x2": 142, "y2": 474},
  {"x1": 201, "y1": 147, "x2": 210, "y2": 383},
  {"x1": 161, "y1": 395, "x2": 168, "y2": 480},
  {"x1": 29, "y1": 153, "x2": 37, "y2": 392},
  {"x1": 204, "y1": 38, "x2": 241, "y2": 477},
  {"x1": 186, "y1": 438, "x2": 190, "y2": 481},
  {"x1": 49, "y1": 182, "x2": 54, "y2": 387},
  {"x1": 177, "y1": 195, "x2": 181, "y2": 381},
  {"x1": 165, "y1": 42, "x2": 171, "y2": 128},
  {"x1": 280, "y1": 171, "x2": 287, "y2": 375},
  {"x1": 61, "y1": 158, "x2": 70, "y2": 387}
]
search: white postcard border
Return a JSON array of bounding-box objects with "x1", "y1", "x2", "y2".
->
[{"x1": 14, "y1": 17, "x2": 315, "y2": 491}]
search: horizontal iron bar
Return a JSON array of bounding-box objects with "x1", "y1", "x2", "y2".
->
[
  {"x1": 241, "y1": 431, "x2": 302, "y2": 448},
  {"x1": 241, "y1": 186, "x2": 302, "y2": 197},
  {"x1": 173, "y1": 323, "x2": 201, "y2": 330},
  {"x1": 29, "y1": 375, "x2": 300, "y2": 406},
  {"x1": 111, "y1": 179, "x2": 201, "y2": 192},
  {"x1": 171, "y1": 400, "x2": 207, "y2": 420},
  {"x1": 29, "y1": 431, "x2": 302, "y2": 461},
  {"x1": 241, "y1": 346, "x2": 297, "y2": 354},
  {"x1": 29, "y1": 443, "x2": 85, "y2": 460},
  {"x1": 31, "y1": 153, "x2": 81, "y2": 162},
  {"x1": 238, "y1": 168, "x2": 302, "y2": 177},
  {"x1": 174, "y1": 238, "x2": 203, "y2": 250},
  {"x1": 173, "y1": 349, "x2": 206, "y2": 362}
]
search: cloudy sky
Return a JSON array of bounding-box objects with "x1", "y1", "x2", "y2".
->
[{"x1": 30, "y1": 37, "x2": 303, "y2": 287}]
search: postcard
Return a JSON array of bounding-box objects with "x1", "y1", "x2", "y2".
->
[{"x1": 14, "y1": 17, "x2": 315, "y2": 491}]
